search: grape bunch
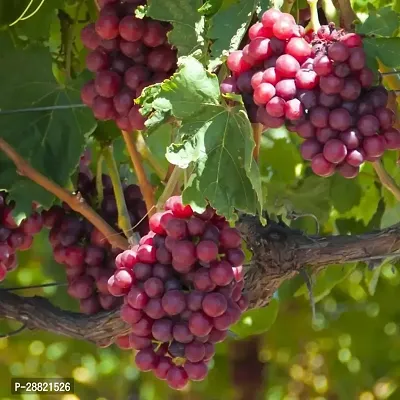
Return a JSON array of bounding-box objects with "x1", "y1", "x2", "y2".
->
[
  {"x1": 107, "y1": 196, "x2": 248, "y2": 390},
  {"x1": 223, "y1": 8, "x2": 400, "y2": 179},
  {"x1": 0, "y1": 192, "x2": 43, "y2": 281},
  {"x1": 42, "y1": 172, "x2": 149, "y2": 314},
  {"x1": 80, "y1": 0, "x2": 177, "y2": 131}
]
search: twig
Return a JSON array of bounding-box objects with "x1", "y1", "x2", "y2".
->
[
  {"x1": 1, "y1": 282, "x2": 68, "y2": 291},
  {"x1": 103, "y1": 144, "x2": 133, "y2": 240},
  {"x1": 372, "y1": 160, "x2": 400, "y2": 201},
  {"x1": 0, "y1": 323, "x2": 27, "y2": 338},
  {"x1": 135, "y1": 131, "x2": 167, "y2": 181},
  {"x1": 0, "y1": 138, "x2": 129, "y2": 250},
  {"x1": 96, "y1": 152, "x2": 104, "y2": 206},
  {"x1": 121, "y1": 130, "x2": 156, "y2": 217},
  {"x1": 381, "y1": 71, "x2": 400, "y2": 76},
  {"x1": 252, "y1": 123, "x2": 263, "y2": 163},
  {"x1": 0, "y1": 104, "x2": 86, "y2": 115},
  {"x1": 156, "y1": 166, "x2": 183, "y2": 210}
]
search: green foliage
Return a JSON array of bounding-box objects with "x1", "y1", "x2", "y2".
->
[
  {"x1": 147, "y1": 0, "x2": 206, "y2": 58},
  {"x1": 231, "y1": 298, "x2": 279, "y2": 337},
  {"x1": 143, "y1": 57, "x2": 263, "y2": 218},
  {"x1": 0, "y1": 34, "x2": 96, "y2": 218}
]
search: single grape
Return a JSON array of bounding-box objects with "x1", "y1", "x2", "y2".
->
[
  {"x1": 311, "y1": 154, "x2": 335, "y2": 177},
  {"x1": 300, "y1": 139, "x2": 322, "y2": 160},
  {"x1": 253, "y1": 82, "x2": 276, "y2": 105},
  {"x1": 262, "y1": 67, "x2": 279, "y2": 86},
  {"x1": 285, "y1": 98, "x2": 303, "y2": 120},
  {"x1": 161, "y1": 290, "x2": 186, "y2": 315},
  {"x1": 339, "y1": 129, "x2": 360, "y2": 150},
  {"x1": 202, "y1": 293, "x2": 228, "y2": 317},
  {"x1": 337, "y1": 163, "x2": 359, "y2": 179},
  {"x1": 285, "y1": 37, "x2": 311, "y2": 63},
  {"x1": 275, "y1": 79, "x2": 296, "y2": 100},
  {"x1": 261, "y1": 8, "x2": 282, "y2": 29},
  {"x1": 248, "y1": 38, "x2": 273, "y2": 62},
  {"x1": 81, "y1": 23, "x2": 101, "y2": 50},
  {"x1": 119, "y1": 16, "x2": 145, "y2": 42},
  {"x1": 185, "y1": 341, "x2": 206, "y2": 363},
  {"x1": 275, "y1": 54, "x2": 300, "y2": 78},
  {"x1": 334, "y1": 63, "x2": 351, "y2": 78},
  {"x1": 152, "y1": 318, "x2": 173, "y2": 342},
  {"x1": 189, "y1": 312, "x2": 213, "y2": 337},
  {"x1": 297, "y1": 89, "x2": 318, "y2": 109},
  {"x1": 143, "y1": 20, "x2": 168, "y2": 47},
  {"x1": 120, "y1": 304, "x2": 143, "y2": 324},
  {"x1": 166, "y1": 366, "x2": 188, "y2": 390},
  {"x1": 348, "y1": 47, "x2": 366, "y2": 71},
  {"x1": 313, "y1": 55, "x2": 333, "y2": 76},
  {"x1": 227, "y1": 51, "x2": 252, "y2": 74},
  {"x1": 319, "y1": 75, "x2": 344, "y2": 95},
  {"x1": 376, "y1": 108, "x2": 395, "y2": 130},
  {"x1": 295, "y1": 69, "x2": 318, "y2": 90},
  {"x1": 309, "y1": 106, "x2": 330, "y2": 128},
  {"x1": 128, "y1": 105, "x2": 146, "y2": 130},
  {"x1": 184, "y1": 361, "x2": 208, "y2": 381},
  {"x1": 95, "y1": 14, "x2": 120, "y2": 40},
  {"x1": 147, "y1": 46, "x2": 177, "y2": 72},
  {"x1": 357, "y1": 114, "x2": 380, "y2": 136},
  {"x1": 135, "y1": 348, "x2": 159, "y2": 372},
  {"x1": 318, "y1": 93, "x2": 341, "y2": 109},
  {"x1": 384, "y1": 128, "x2": 400, "y2": 150},
  {"x1": 266, "y1": 97, "x2": 286, "y2": 117},
  {"x1": 81, "y1": 80, "x2": 98, "y2": 107},
  {"x1": 95, "y1": 71, "x2": 121, "y2": 98},
  {"x1": 328, "y1": 108, "x2": 351, "y2": 131},
  {"x1": 323, "y1": 139, "x2": 347, "y2": 164},
  {"x1": 340, "y1": 79, "x2": 361, "y2": 101},
  {"x1": 346, "y1": 149, "x2": 364, "y2": 167},
  {"x1": 327, "y1": 42, "x2": 349, "y2": 62},
  {"x1": 272, "y1": 18, "x2": 297, "y2": 40},
  {"x1": 363, "y1": 135, "x2": 386, "y2": 157}
]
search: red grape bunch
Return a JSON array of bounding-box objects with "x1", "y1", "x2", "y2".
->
[
  {"x1": 0, "y1": 192, "x2": 43, "y2": 282},
  {"x1": 41, "y1": 172, "x2": 149, "y2": 314},
  {"x1": 80, "y1": 0, "x2": 177, "y2": 131},
  {"x1": 107, "y1": 196, "x2": 248, "y2": 390},
  {"x1": 223, "y1": 8, "x2": 400, "y2": 179}
]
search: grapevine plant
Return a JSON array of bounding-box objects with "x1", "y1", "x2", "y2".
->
[{"x1": 1, "y1": 0, "x2": 400, "y2": 394}]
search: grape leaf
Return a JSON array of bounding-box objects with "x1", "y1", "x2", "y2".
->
[
  {"x1": 143, "y1": 56, "x2": 262, "y2": 218},
  {"x1": 13, "y1": 0, "x2": 63, "y2": 40},
  {"x1": 363, "y1": 37, "x2": 400, "y2": 68},
  {"x1": 146, "y1": 0, "x2": 205, "y2": 58},
  {"x1": 356, "y1": 6, "x2": 400, "y2": 37},
  {"x1": 230, "y1": 298, "x2": 279, "y2": 338},
  {"x1": 0, "y1": 35, "x2": 96, "y2": 218},
  {"x1": 330, "y1": 174, "x2": 362, "y2": 213},
  {"x1": 207, "y1": 0, "x2": 259, "y2": 64}
]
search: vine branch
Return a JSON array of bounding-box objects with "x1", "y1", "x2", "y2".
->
[
  {"x1": 2, "y1": 218, "x2": 400, "y2": 342},
  {"x1": 372, "y1": 160, "x2": 400, "y2": 201},
  {"x1": 0, "y1": 138, "x2": 129, "y2": 250},
  {"x1": 121, "y1": 130, "x2": 156, "y2": 217}
]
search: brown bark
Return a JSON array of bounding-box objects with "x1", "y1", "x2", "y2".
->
[{"x1": 1, "y1": 217, "x2": 399, "y2": 343}]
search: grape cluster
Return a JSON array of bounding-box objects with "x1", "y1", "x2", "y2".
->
[
  {"x1": 80, "y1": 0, "x2": 177, "y2": 131},
  {"x1": 107, "y1": 196, "x2": 248, "y2": 390},
  {"x1": 223, "y1": 8, "x2": 400, "y2": 179},
  {"x1": 0, "y1": 192, "x2": 43, "y2": 281},
  {"x1": 42, "y1": 172, "x2": 149, "y2": 314}
]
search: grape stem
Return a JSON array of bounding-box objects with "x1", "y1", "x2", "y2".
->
[
  {"x1": 331, "y1": 0, "x2": 357, "y2": 31},
  {"x1": 156, "y1": 166, "x2": 183, "y2": 210},
  {"x1": 252, "y1": 123, "x2": 263, "y2": 163},
  {"x1": 121, "y1": 130, "x2": 156, "y2": 217},
  {"x1": 307, "y1": 0, "x2": 321, "y2": 32},
  {"x1": 281, "y1": 0, "x2": 295, "y2": 13},
  {"x1": 0, "y1": 323, "x2": 27, "y2": 339},
  {"x1": 1, "y1": 282, "x2": 68, "y2": 291},
  {"x1": 372, "y1": 160, "x2": 400, "y2": 201},
  {"x1": 135, "y1": 131, "x2": 168, "y2": 181},
  {"x1": 0, "y1": 138, "x2": 129, "y2": 250},
  {"x1": 321, "y1": 0, "x2": 339, "y2": 25},
  {"x1": 96, "y1": 152, "x2": 104, "y2": 207},
  {"x1": 65, "y1": 0, "x2": 85, "y2": 79},
  {"x1": 103, "y1": 144, "x2": 134, "y2": 241}
]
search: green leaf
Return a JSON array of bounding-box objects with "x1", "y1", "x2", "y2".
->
[
  {"x1": 13, "y1": 0, "x2": 63, "y2": 40},
  {"x1": 295, "y1": 264, "x2": 357, "y2": 302},
  {"x1": 381, "y1": 202, "x2": 400, "y2": 228},
  {"x1": 363, "y1": 37, "x2": 400, "y2": 68},
  {"x1": 259, "y1": 136, "x2": 302, "y2": 184},
  {"x1": 0, "y1": 36, "x2": 96, "y2": 217},
  {"x1": 146, "y1": 0, "x2": 205, "y2": 58},
  {"x1": 356, "y1": 6, "x2": 400, "y2": 36},
  {"x1": 342, "y1": 166, "x2": 380, "y2": 225},
  {"x1": 207, "y1": 0, "x2": 259, "y2": 64},
  {"x1": 231, "y1": 298, "x2": 279, "y2": 338},
  {"x1": 330, "y1": 174, "x2": 362, "y2": 213},
  {"x1": 149, "y1": 57, "x2": 262, "y2": 218},
  {"x1": 198, "y1": 0, "x2": 223, "y2": 16},
  {"x1": 364, "y1": 264, "x2": 382, "y2": 296}
]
